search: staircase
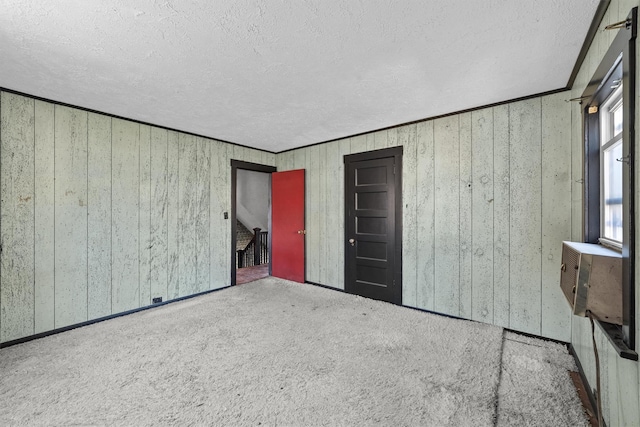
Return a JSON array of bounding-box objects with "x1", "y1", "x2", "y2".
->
[{"x1": 236, "y1": 221, "x2": 269, "y2": 269}]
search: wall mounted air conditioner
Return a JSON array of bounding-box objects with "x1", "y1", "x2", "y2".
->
[{"x1": 560, "y1": 241, "x2": 623, "y2": 325}]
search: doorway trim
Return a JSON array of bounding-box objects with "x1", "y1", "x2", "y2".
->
[
  {"x1": 230, "y1": 160, "x2": 277, "y2": 286},
  {"x1": 343, "y1": 146, "x2": 403, "y2": 304}
]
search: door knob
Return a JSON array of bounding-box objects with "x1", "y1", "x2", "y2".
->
[
  {"x1": 349, "y1": 238, "x2": 355, "y2": 246},
  {"x1": 297, "y1": 230, "x2": 306, "y2": 235}
]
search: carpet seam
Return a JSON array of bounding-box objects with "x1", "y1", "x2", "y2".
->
[{"x1": 493, "y1": 328, "x2": 507, "y2": 427}]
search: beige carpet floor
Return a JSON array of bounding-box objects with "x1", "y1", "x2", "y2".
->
[{"x1": 0, "y1": 277, "x2": 588, "y2": 426}]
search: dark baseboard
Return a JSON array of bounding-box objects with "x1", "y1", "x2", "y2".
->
[
  {"x1": 305, "y1": 280, "x2": 347, "y2": 293},
  {"x1": 0, "y1": 285, "x2": 232, "y2": 349},
  {"x1": 568, "y1": 343, "x2": 603, "y2": 427}
]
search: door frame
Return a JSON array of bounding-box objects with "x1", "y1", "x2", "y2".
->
[
  {"x1": 230, "y1": 160, "x2": 277, "y2": 286},
  {"x1": 343, "y1": 146, "x2": 403, "y2": 304}
]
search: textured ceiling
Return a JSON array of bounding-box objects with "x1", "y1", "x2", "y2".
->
[{"x1": 0, "y1": 0, "x2": 600, "y2": 152}]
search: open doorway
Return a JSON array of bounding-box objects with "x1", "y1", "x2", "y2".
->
[{"x1": 230, "y1": 161, "x2": 277, "y2": 286}]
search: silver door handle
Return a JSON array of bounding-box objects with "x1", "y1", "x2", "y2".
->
[{"x1": 349, "y1": 238, "x2": 355, "y2": 246}]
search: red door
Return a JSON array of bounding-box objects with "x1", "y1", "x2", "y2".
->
[{"x1": 271, "y1": 169, "x2": 305, "y2": 283}]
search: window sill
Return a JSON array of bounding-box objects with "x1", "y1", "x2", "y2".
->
[
  {"x1": 597, "y1": 320, "x2": 638, "y2": 361},
  {"x1": 598, "y1": 237, "x2": 623, "y2": 252}
]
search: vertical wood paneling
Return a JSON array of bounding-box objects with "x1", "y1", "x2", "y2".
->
[
  {"x1": 416, "y1": 121, "x2": 435, "y2": 310},
  {"x1": 249, "y1": 148, "x2": 261, "y2": 165},
  {"x1": 264, "y1": 152, "x2": 276, "y2": 167},
  {"x1": 0, "y1": 92, "x2": 35, "y2": 341},
  {"x1": 111, "y1": 118, "x2": 139, "y2": 313},
  {"x1": 509, "y1": 98, "x2": 542, "y2": 335},
  {"x1": 87, "y1": 112, "x2": 112, "y2": 319},
  {"x1": 494, "y1": 105, "x2": 514, "y2": 323},
  {"x1": 339, "y1": 139, "x2": 352, "y2": 289},
  {"x1": 572, "y1": 318, "x2": 594, "y2": 404},
  {"x1": 196, "y1": 137, "x2": 211, "y2": 292},
  {"x1": 373, "y1": 129, "x2": 388, "y2": 149},
  {"x1": 306, "y1": 145, "x2": 320, "y2": 282},
  {"x1": 246, "y1": 149, "x2": 262, "y2": 163},
  {"x1": 434, "y1": 115, "x2": 460, "y2": 316},
  {"x1": 34, "y1": 100, "x2": 55, "y2": 333},
  {"x1": 616, "y1": 358, "x2": 640, "y2": 426},
  {"x1": 493, "y1": 105, "x2": 510, "y2": 328},
  {"x1": 599, "y1": 6, "x2": 614, "y2": 60},
  {"x1": 287, "y1": 151, "x2": 296, "y2": 170},
  {"x1": 366, "y1": 133, "x2": 375, "y2": 151},
  {"x1": 139, "y1": 125, "x2": 152, "y2": 306},
  {"x1": 350, "y1": 134, "x2": 367, "y2": 154},
  {"x1": 294, "y1": 148, "x2": 306, "y2": 170},
  {"x1": 317, "y1": 143, "x2": 328, "y2": 285},
  {"x1": 178, "y1": 134, "x2": 197, "y2": 297},
  {"x1": 599, "y1": 332, "x2": 611, "y2": 426},
  {"x1": 618, "y1": 0, "x2": 637, "y2": 20},
  {"x1": 401, "y1": 124, "x2": 418, "y2": 307},
  {"x1": 281, "y1": 151, "x2": 294, "y2": 171},
  {"x1": 387, "y1": 128, "x2": 398, "y2": 147},
  {"x1": 150, "y1": 127, "x2": 168, "y2": 301},
  {"x1": 234, "y1": 145, "x2": 247, "y2": 163},
  {"x1": 459, "y1": 113, "x2": 473, "y2": 319},
  {"x1": 167, "y1": 131, "x2": 180, "y2": 299},
  {"x1": 210, "y1": 140, "x2": 228, "y2": 289},
  {"x1": 54, "y1": 105, "x2": 88, "y2": 328},
  {"x1": 325, "y1": 140, "x2": 346, "y2": 289},
  {"x1": 541, "y1": 93, "x2": 572, "y2": 341},
  {"x1": 605, "y1": 343, "x2": 619, "y2": 427},
  {"x1": 471, "y1": 108, "x2": 494, "y2": 323},
  {"x1": 276, "y1": 151, "x2": 286, "y2": 171}
]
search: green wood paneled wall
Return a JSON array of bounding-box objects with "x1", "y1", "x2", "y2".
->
[
  {"x1": 276, "y1": 1, "x2": 640, "y2": 425},
  {"x1": 569, "y1": 1, "x2": 640, "y2": 426},
  {"x1": 0, "y1": 92, "x2": 274, "y2": 343},
  {"x1": 3, "y1": 2, "x2": 640, "y2": 424},
  {"x1": 280, "y1": 91, "x2": 573, "y2": 340}
]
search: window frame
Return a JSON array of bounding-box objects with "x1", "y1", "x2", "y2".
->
[
  {"x1": 599, "y1": 83, "x2": 623, "y2": 247},
  {"x1": 582, "y1": 7, "x2": 637, "y2": 356}
]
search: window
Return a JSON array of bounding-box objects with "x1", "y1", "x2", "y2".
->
[
  {"x1": 582, "y1": 8, "x2": 636, "y2": 356},
  {"x1": 600, "y1": 84, "x2": 623, "y2": 246}
]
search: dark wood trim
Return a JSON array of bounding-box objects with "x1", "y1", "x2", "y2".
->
[
  {"x1": 303, "y1": 170, "x2": 307, "y2": 282},
  {"x1": 568, "y1": 343, "x2": 602, "y2": 426},
  {"x1": 581, "y1": 7, "x2": 637, "y2": 352},
  {"x1": 230, "y1": 160, "x2": 278, "y2": 174},
  {"x1": 277, "y1": 88, "x2": 568, "y2": 155},
  {"x1": 2, "y1": 0, "x2": 610, "y2": 159},
  {"x1": 567, "y1": 0, "x2": 612, "y2": 88},
  {"x1": 343, "y1": 146, "x2": 403, "y2": 164},
  {"x1": 305, "y1": 280, "x2": 347, "y2": 292},
  {"x1": 0, "y1": 86, "x2": 276, "y2": 155},
  {"x1": 230, "y1": 160, "x2": 277, "y2": 286},
  {"x1": 597, "y1": 320, "x2": 638, "y2": 360},
  {"x1": 343, "y1": 146, "x2": 403, "y2": 304},
  {"x1": 584, "y1": 108, "x2": 602, "y2": 244},
  {"x1": 307, "y1": 279, "x2": 494, "y2": 324},
  {"x1": 0, "y1": 285, "x2": 232, "y2": 348},
  {"x1": 569, "y1": 371, "x2": 599, "y2": 427},
  {"x1": 626, "y1": 8, "x2": 637, "y2": 352}
]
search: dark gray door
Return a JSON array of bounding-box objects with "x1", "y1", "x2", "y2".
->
[{"x1": 345, "y1": 147, "x2": 402, "y2": 304}]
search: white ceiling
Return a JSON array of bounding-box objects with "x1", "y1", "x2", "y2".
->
[{"x1": 0, "y1": 0, "x2": 600, "y2": 152}]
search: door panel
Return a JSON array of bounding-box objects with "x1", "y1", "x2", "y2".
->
[
  {"x1": 345, "y1": 149, "x2": 402, "y2": 304},
  {"x1": 271, "y1": 169, "x2": 305, "y2": 283}
]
